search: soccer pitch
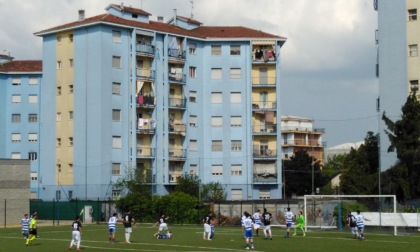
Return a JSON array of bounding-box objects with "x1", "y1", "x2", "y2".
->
[{"x1": 1, "y1": 224, "x2": 419, "y2": 252}]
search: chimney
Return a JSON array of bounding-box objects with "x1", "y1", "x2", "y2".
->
[
  {"x1": 173, "y1": 9, "x2": 177, "y2": 26},
  {"x1": 78, "y1": 9, "x2": 85, "y2": 21},
  {"x1": 157, "y1": 16, "x2": 164, "y2": 22}
]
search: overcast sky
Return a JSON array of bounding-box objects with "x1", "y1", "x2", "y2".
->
[{"x1": 0, "y1": 0, "x2": 379, "y2": 148}]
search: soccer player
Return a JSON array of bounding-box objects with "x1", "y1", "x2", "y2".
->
[
  {"x1": 108, "y1": 212, "x2": 119, "y2": 244},
  {"x1": 243, "y1": 212, "x2": 255, "y2": 250},
  {"x1": 21, "y1": 213, "x2": 30, "y2": 239},
  {"x1": 262, "y1": 208, "x2": 273, "y2": 240},
  {"x1": 157, "y1": 230, "x2": 173, "y2": 239},
  {"x1": 25, "y1": 213, "x2": 37, "y2": 246},
  {"x1": 347, "y1": 211, "x2": 358, "y2": 238},
  {"x1": 69, "y1": 216, "x2": 82, "y2": 251},
  {"x1": 252, "y1": 209, "x2": 264, "y2": 236},
  {"x1": 355, "y1": 210, "x2": 370, "y2": 240},
  {"x1": 203, "y1": 211, "x2": 213, "y2": 240},
  {"x1": 293, "y1": 211, "x2": 306, "y2": 237},
  {"x1": 284, "y1": 207, "x2": 294, "y2": 238},
  {"x1": 153, "y1": 214, "x2": 170, "y2": 237},
  {"x1": 241, "y1": 211, "x2": 249, "y2": 234},
  {"x1": 123, "y1": 210, "x2": 136, "y2": 244}
]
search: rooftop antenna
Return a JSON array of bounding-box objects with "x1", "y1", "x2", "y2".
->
[{"x1": 190, "y1": 0, "x2": 194, "y2": 19}]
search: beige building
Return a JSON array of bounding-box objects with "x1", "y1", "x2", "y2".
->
[
  {"x1": 407, "y1": 0, "x2": 420, "y2": 97},
  {"x1": 281, "y1": 115, "x2": 325, "y2": 164}
]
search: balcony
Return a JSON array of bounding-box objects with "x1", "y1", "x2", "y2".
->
[
  {"x1": 252, "y1": 77, "x2": 277, "y2": 87},
  {"x1": 281, "y1": 127, "x2": 325, "y2": 134},
  {"x1": 136, "y1": 43, "x2": 155, "y2": 56},
  {"x1": 136, "y1": 118, "x2": 156, "y2": 134},
  {"x1": 168, "y1": 148, "x2": 186, "y2": 160},
  {"x1": 253, "y1": 161, "x2": 277, "y2": 183},
  {"x1": 252, "y1": 101, "x2": 277, "y2": 110},
  {"x1": 283, "y1": 139, "x2": 323, "y2": 147},
  {"x1": 168, "y1": 49, "x2": 186, "y2": 62},
  {"x1": 168, "y1": 98, "x2": 186, "y2": 109},
  {"x1": 252, "y1": 49, "x2": 276, "y2": 63},
  {"x1": 168, "y1": 72, "x2": 186, "y2": 84},
  {"x1": 136, "y1": 68, "x2": 155, "y2": 80},
  {"x1": 169, "y1": 123, "x2": 186, "y2": 135},
  {"x1": 252, "y1": 124, "x2": 277, "y2": 135},
  {"x1": 136, "y1": 95, "x2": 155, "y2": 108},
  {"x1": 253, "y1": 146, "x2": 277, "y2": 159},
  {"x1": 136, "y1": 146, "x2": 156, "y2": 158}
]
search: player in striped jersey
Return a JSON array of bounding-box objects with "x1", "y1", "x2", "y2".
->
[
  {"x1": 108, "y1": 212, "x2": 120, "y2": 244},
  {"x1": 284, "y1": 207, "x2": 294, "y2": 238},
  {"x1": 21, "y1": 213, "x2": 30, "y2": 239},
  {"x1": 243, "y1": 212, "x2": 255, "y2": 250},
  {"x1": 355, "y1": 210, "x2": 370, "y2": 240}
]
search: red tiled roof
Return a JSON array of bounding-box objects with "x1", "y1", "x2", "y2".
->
[
  {"x1": 108, "y1": 4, "x2": 151, "y2": 16},
  {"x1": 35, "y1": 13, "x2": 285, "y2": 40},
  {"x1": 176, "y1": 15, "x2": 203, "y2": 25},
  {"x1": 0, "y1": 60, "x2": 42, "y2": 72}
]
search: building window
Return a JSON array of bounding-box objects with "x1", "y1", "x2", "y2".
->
[
  {"x1": 211, "y1": 92, "x2": 222, "y2": 103},
  {"x1": 112, "y1": 56, "x2": 121, "y2": 68},
  {"x1": 68, "y1": 190, "x2": 73, "y2": 199},
  {"x1": 259, "y1": 189, "x2": 271, "y2": 199},
  {"x1": 11, "y1": 152, "x2": 21, "y2": 159},
  {"x1": 56, "y1": 190, "x2": 61, "y2": 200},
  {"x1": 69, "y1": 111, "x2": 73, "y2": 120},
  {"x1": 29, "y1": 78, "x2": 38, "y2": 85},
  {"x1": 56, "y1": 112, "x2": 62, "y2": 121},
  {"x1": 230, "y1": 45, "x2": 240, "y2": 55},
  {"x1": 212, "y1": 140, "x2": 223, "y2": 151},
  {"x1": 28, "y1": 114, "x2": 37, "y2": 123},
  {"x1": 189, "y1": 66, "x2": 197, "y2": 78},
  {"x1": 230, "y1": 92, "x2": 242, "y2": 103},
  {"x1": 189, "y1": 91, "x2": 197, "y2": 102},
  {"x1": 57, "y1": 35, "x2": 62, "y2": 43},
  {"x1": 230, "y1": 68, "x2": 241, "y2": 79},
  {"x1": 12, "y1": 77, "x2": 21, "y2": 86},
  {"x1": 112, "y1": 190, "x2": 121, "y2": 200},
  {"x1": 211, "y1": 116, "x2": 222, "y2": 127},
  {"x1": 231, "y1": 189, "x2": 242, "y2": 200},
  {"x1": 57, "y1": 61, "x2": 62, "y2": 69},
  {"x1": 408, "y1": 9, "x2": 417, "y2": 21},
  {"x1": 112, "y1": 82, "x2": 121, "y2": 95},
  {"x1": 189, "y1": 43, "x2": 196, "y2": 55},
  {"x1": 57, "y1": 138, "x2": 61, "y2": 147},
  {"x1": 190, "y1": 164, "x2": 197, "y2": 176},
  {"x1": 12, "y1": 114, "x2": 21, "y2": 123},
  {"x1": 409, "y1": 44, "x2": 418, "y2": 57},
  {"x1": 112, "y1": 109, "x2": 121, "y2": 121},
  {"x1": 28, "y1": 95, "x2": 38, "y2": 104},
  {"x1": 69, "y1": 84, "x2": 74, "y2": 94},
  {"x1": 212, "y1": 164, "x2": 223, "y2": 176},
  {"x1": 57, "y1": 164, "x2": 61, "y2": 173},
  {"x1": 12, "y1": 94, "x2": 21, "y2": 103},
  {"x1": 231, "y1": 140, "x2": 242, "y2": 151},
  {"x1": 69, "y1": 59, "x2": 73, "y2": 68},
  {"x1": 29, "y1": 152, "x2": 37, "y2": 161},
  {"x1": 189, "y1": 139, "x2": 197, "y2": 151},
  {"x1": 112, "y1": 30, "x2": 122, "y2": 43},
  {"x1": 410, "y1": 80, "x2": 419, "y2": 92},
  {"x1": 69, "y1": 137, "x2": 73, "y2": 146},
  {"x1": 12, "y1": 133, "x2": 21, "y2": 143},
  {"x1": 30, "y1": 172, "x2": 38, "y2": 181},
  {"x1": 28, "y1": 133, "x2": 38, "y2": 142},
  {"x1": 231, "y1": 116, "x2": 242, "y2": 127},
  {"x1": 69, "y1": 163, "x2": 73, "y2": 173},
  {"x1": 57, "y1": 86, "x2": 62, "y2": 95},
  {"x1": 112, "y1": 163, "x2": 121, "y2": 175},
  {"x1": 189, "y1": 115, "x2": 197, "y2": 127},
  {"x1": 211, "y1": 45, "x2": 222, "y2": 56},
  {"x1": 69, "y1": 34, "x2": 73, "y2": 42},
  {"x1": 211, "y1": 68, "x2": 222, "y2": 79},
  {"x1": 113, "y1": 136, "x2": 121, "y2": 148},
  {"x1": 231, "y1": 164, "x2": 242, "y2": 176}
]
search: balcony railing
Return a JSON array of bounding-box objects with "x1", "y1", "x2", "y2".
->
[
  {"x1": 253, "y1": 173, "x2": 278, "y2": 183},
  {"x1": 281, "y1": 127, "x2": 325, "y2": 133},
  {"x1": 252, "y1": 124, "x2": 277, "y2": 134},
  {"x1": 169, "y1": 123, "x2": 186, "y2": 134},
  {"x1": 252, "y1": 147, "x2": 277, "y2": 158},
  {"x1": 252, "y1": 101, "x2": 277, "y2": 110},
  {"x1": 168, "y1": 98, "x2": 186, "y2": 108},
  {"x1": 136, "y1": 43, "x2": 155, "y2": 55},
  {"x1": 168, "y1": 73, "x2": 186, "y2": 84},
  {"x1": 168, "y1": 49, "x2": 186, "y2": 60},
  {"x1": 136, "y1": 68, "x2": 155, "y2": 80},
  {"x1": 137, "y1": 118, "x2": 156, "y2": 133},
  {"x1": 252, "y1": 49, "x2": 276, "y2": 63},
  {"x1": 283, "y1": 140, "x2": 322, "y2": 147},
  {"x1": 136, "y1": 146, "x2": 156, "y2": 158},
  {"x1": 168, "y1": 148, "x2": 187, "y2": 159},
  {"x1": 137, "y1": 95, "x2": 155, "y2": 107},
  {"x1": 252, "y1": 77, "x2": 277, "y2": 86}
]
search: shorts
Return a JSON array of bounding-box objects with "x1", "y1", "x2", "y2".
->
[
  {"x1": 204, "y1": 223, "x2": 211, "y2": 233},
  {"x1": 244, "y1": 229, "x2": 253, "y2": 239},
  {"x1": 109, "y1": 227, "x2": 116, "y2": 234},
  {"x1": 159, "y1": 223, "x2": 168, "y2": 231},
  {"x1": 125, "y1": 227, "x2": 132, "y2": 233},
  {"x1": 296, "y1": 224, "x2": 304, "y2": 228},
  {"x1": 286, "y1": 223, "x2": 292, "y2": 228},
  {"x1": 29, "y1": 229, "x2": 37, "y2": 236},
  {"x1": 264, "y1": 225, "x2": 271, "y2": 231},
  {"x1": 72, "y1": 230, "x2": 81, "y2": 241},
  {"x1": 357, "y1": 226, "x2": 364, "y2": 231}
]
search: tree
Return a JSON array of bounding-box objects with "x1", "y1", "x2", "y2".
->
[
  {"x1": 175, "y1": 174, "x2": 200, "y2": 197},
  {"x1": 201, "y1": 182, "x2": 227, "y2": 202},
  {"x1": 283, "y1": 150, "x2": 322, "y2": 197},
  {"x1": 320, "y1": 154, "x2": 346, "y2": 194},
  {"x1": 382, "y1": 93, "x2": 420, "y2": 199}
]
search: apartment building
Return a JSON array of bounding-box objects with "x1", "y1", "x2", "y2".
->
[
  {"x1": 34, "y1": 4, "x2": 286, "y2": 200},
  {"x1": 0, "y1": 55, "x2": 42, "y2": 198},
  {"x1": 375, "y1": 0, "x2": 419, "y2": 171},
  {"x1": 281, "y1": 116, "x2": 324, "y2": 164}
]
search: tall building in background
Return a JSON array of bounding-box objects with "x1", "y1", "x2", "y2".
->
[
  {"x1": 0, "y1": 55, "x2": 42, "y2": 198},
  {"x1": 280, "y1": 116, "x2": 324, "y2": 164},
  {"x1": 376, "y1": 0, "x2": 419, "y2": 171},
  {"x1": 34, "y1": 4, "x2": 286, "y2": 200}
]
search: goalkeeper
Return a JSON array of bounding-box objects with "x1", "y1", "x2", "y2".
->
[{"x1": 293, "y1": 211, "x2": 306, "y2": 237}]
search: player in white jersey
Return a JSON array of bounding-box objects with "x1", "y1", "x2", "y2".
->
[
  {"x1": 284, "y1": 207, "x2": 294, "y2": 238},
  {"x1": 252, "y1": 209, "x2": 264, "y2": 236},
  {"x1": 108, "y1": 212, "x2": 120, "y2": 244},
  {"x1": 21, "y1": 213, "x2": 30, "y2": 239},
  {"x1": 241, "y1": 211, "x2": 249, "y2": 235},
  {"x1": 355, "y1": 210, "x2": 370, "y2": 240},
  {"x1": 243, "y1": 212, "x2": 255, "y2": 250}
]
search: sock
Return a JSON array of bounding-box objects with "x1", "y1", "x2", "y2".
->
[
  {"x1": 207, "y1": 232, "x2": 211, "y2": 239},
  {"x1": 125, "y1": 233, "x2": 129, "y2": 242}
]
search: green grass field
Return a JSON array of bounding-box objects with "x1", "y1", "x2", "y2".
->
[{"x1": 1, "y1": 224, "x2": 419, "y2": 252}]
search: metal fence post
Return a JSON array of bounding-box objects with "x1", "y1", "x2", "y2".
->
[{"x1": 4, "y1": 199, "x2": 6, "y2": 228}]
